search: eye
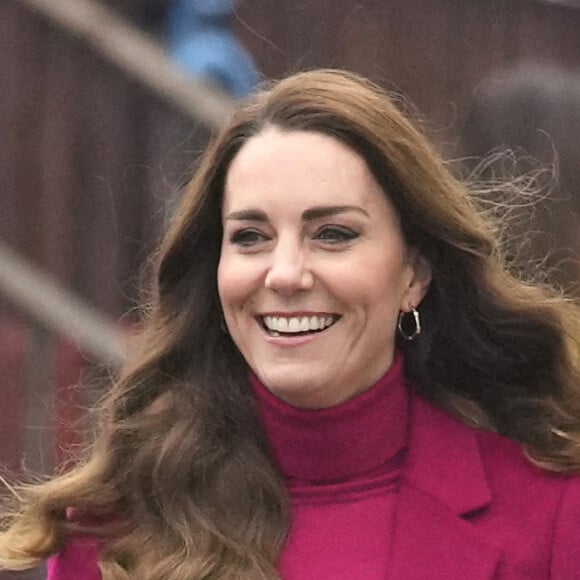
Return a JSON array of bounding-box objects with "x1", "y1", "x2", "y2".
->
[
  {"x1": 314, "y1": 225, "x2": 359, "y2": 244},
  {"x1": 229, "y1": 228, "x2": 269, "y2": 247}
]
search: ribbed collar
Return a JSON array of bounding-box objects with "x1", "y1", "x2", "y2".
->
[{"x1": 250, "y1": 352, "x2": 409, "y2": 484}]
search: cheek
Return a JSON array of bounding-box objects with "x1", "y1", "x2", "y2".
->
[
  {"x1": 341, "y1": 253, "x2": 409, "y2": 303},
  {"x1": 217, "y1": 254, "x2": 258, "y2": 311},
  {"x1": 357, "y1": 266, "x2": 412, "y2": 325},
  {"x1": 217, "y1": 254, "x2": 236, "y2": 308}
]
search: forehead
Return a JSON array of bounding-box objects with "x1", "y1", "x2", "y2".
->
[{"x1": 223, "y1": 128, "x2": 387, "y2": 213}]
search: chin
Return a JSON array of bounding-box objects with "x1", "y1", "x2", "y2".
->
[
  {"x1": 271, "y1": 380, "x2": 346, "y2": 409},
  {"x1": 258, "y1": 369, "x2": 330, "y2": 407}
]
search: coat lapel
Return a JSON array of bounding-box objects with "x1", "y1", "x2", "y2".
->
[{"x1": 389, "y1": 393, "x2": 502, "y2": 579}]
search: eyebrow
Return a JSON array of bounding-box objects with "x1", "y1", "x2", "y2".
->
[{"x1": 224, "y1": 205, "x2": 370, "y2": 222}]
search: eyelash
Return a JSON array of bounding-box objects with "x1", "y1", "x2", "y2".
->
[
  {"x1": 229, "y1": 229, "x2": 269, "y2": 247},
  {"x1": 228, "y1": 225, "x2": 359, "y2": 248},
  {"x1": 314, "y1": 225, "x2": 359, "y2": 243}
]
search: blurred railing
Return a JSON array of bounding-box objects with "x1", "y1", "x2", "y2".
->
[
  {"x1": 0, "y1": 244, "x2": 126, "y2": 368},
  {"x1": 0, "y1": 0, "x2": 235, "y2": 482},
  {"x1": 1, "y1": 0, "x2": 236, "y2": 314},
  {"x1": 17, "y1": 0, "x2": 235, "y2": 128},
  {"x1": 0, "y1": 242, "x2": 126, "y2": 476},
  {"x1": 0, "y1": 1, "x2": 236, "y2": 576}
]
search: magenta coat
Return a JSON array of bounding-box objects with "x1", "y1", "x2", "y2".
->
[{"x1": 47, "y1": 392, "x2": 580, "y2": 579}]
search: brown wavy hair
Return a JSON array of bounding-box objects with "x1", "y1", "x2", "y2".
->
[{"x1": 2, "y1": 69, "x2": 580, "y2": 579}]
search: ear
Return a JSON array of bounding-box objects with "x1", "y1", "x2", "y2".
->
[{"x1": 401, "y1": 249, "x2": 432, "y2": 310}]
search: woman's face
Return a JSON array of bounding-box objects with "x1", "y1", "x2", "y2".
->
[{"x1": 218, "y1": 127, "x2": 430, "y2": 408}]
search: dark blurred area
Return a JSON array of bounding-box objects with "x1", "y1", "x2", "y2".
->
[
  {"x1": 108, "y1": 0, "x2": 168, "y2": 33},
  {"x1": 1, "y1": 1, "x2": 580, "y2": 578},
  {"x1": 459, "y1": 63, "x2": 580, "y2": 295}
]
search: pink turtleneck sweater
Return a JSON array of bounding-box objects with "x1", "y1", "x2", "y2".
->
[
  {"x1": 251, "y1": 353, "x2": 409, "y2": 579},
  {"x1": 48, "y1": 356, "x2": 408, "y2": 579}
]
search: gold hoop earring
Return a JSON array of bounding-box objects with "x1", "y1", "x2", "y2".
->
[{"x1": 398, "y1": 307, "x2": 421, "y2": 341}]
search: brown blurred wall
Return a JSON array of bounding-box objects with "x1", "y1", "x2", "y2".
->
[
  {"x1": 1, "y1": 1, "x2": 580, "y2": 577},
  {"x1": 234, "y1": 0, "x2": 580, "y2": 149},
  {"x1": 2, "y1": 0, "x2": 580, "y2": 474}
]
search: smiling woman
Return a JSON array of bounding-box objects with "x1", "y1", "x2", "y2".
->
[
  {"x1": 218, "y1": 128, "x2": 431, "y2": 409},
  {"x1": 1, "y1": 70, "x2": 580, "y2": 580}
]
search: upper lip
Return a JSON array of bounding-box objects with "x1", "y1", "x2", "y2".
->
[{"x1": 257, "y1": 311, "x2": 338, "y2": 317}]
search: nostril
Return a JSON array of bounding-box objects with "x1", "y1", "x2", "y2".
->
[{"x1": 265, "y1": 268, "x2": 313, "y2": 292}]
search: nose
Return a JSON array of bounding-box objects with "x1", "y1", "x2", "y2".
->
[{"x1": 264, "y1": 241, "x2": 313, "y2": 294}]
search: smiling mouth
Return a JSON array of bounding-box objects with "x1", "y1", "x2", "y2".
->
[{"x1": 259, "y1": 314, "x2": 340, "y2": 337}]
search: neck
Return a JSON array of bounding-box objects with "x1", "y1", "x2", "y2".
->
[{"x1": 250, "y1": 352, "x2": 409, "y2": 483}]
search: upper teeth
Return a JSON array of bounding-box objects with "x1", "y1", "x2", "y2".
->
[{"x1": 263, "y1": 315, "x2": 335, "y2": 333}]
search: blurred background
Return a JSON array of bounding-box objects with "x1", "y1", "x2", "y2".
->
[{"x1": 1, "y1": 0, "x2": 580, "y2": 576}]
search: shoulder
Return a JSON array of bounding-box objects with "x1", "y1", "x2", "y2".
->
[
  {"x1": 46, "y1": 510, "x2": 107, "y2": 580},
  {"x1": 477, "y1": 429, "x2": 580, "y2": 519},
  {"x1": 408, "y1": 391, "x2": 580, "y2": 511},
  {"x1": 475, "y1": 422, "x2": 580, "y2": 489},
  {"x1": 476, "y1": 427, "x2": 564, "y2": 478},
  {"x1": 550, "y1": 472, "x2": 580, "y2": 577},
  {"x1": 475, "y1": 427, "x2": 580, "y2": 511},
  {"x1": 412, "y1": 389, "x2": 578, "y2": 486},
  {"x1": 46, "y1": 535, "x2": 101, "y2": 580},
  {"x1": 475, "y1": 428, "x2": 580, "y2": 576},
  {"x1": 408, "y1": 394, "x2": 580, "y2": 574}
]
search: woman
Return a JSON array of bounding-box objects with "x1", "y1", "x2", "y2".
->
[{"x1": 1, "y1": 69, "x2": 580, "y2": 579}]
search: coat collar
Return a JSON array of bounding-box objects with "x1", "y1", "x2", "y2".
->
[{"x1": 389, "y1": 391, "x2": 502, "y2": 579}]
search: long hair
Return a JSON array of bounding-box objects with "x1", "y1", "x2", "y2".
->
[
  {"x1": 459, "y1": 63, "x2": 580, "y2": 295},
  {"x1": 1, "y1": 69, "x2": 580, "y2": 579}
]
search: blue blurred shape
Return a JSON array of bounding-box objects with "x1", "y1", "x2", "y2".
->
[{"x1": 166, "y1": 0, "x2": 260, "y2": 99}]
